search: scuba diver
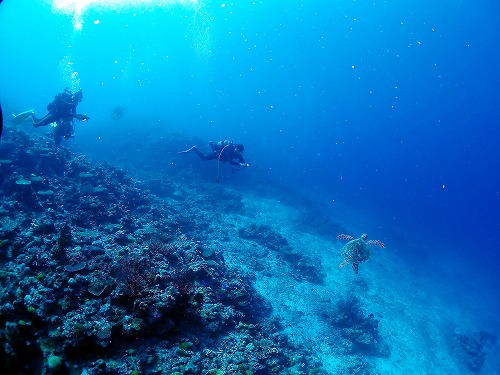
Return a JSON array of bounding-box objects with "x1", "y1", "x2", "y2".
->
[
  {"x1": 179, "y1": 138, "x2": 250, "y2": 182},
  {"x1": 111, "y1": 105, "x2": 126, "y2": 120},
  {"x1": 13, "y1": 88, "x2": 90, "y2": 145}
]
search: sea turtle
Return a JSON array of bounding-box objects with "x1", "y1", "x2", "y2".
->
[{"x1": 337, "y1": 233, "x2": 385, "y2": 274}]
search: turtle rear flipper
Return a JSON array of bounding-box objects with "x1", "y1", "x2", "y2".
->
[
  {"x1": 339, "y1": 260, "x2": 349, "y2": 268},
  {"x1": 352, "y1": 263, "x2": 359, "y2": 274},
  {"x1": 367, "y1": 239, "x2": 385, "y2": 248}
]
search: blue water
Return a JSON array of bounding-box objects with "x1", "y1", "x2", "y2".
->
[{"x1": 1, "y1": 0, "x2": 499, "y2": 328}]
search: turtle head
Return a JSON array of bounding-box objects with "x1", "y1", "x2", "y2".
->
[{"x1": 360, "y1": 233, "x2": 368, "y2": 241}]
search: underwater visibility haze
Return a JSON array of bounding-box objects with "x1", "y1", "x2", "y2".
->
[{"x1": 0, "y1": 0, "x2": 499, "y2": 374}]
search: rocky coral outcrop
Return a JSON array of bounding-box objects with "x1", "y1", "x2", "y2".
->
[
  {"x1": 0, "y1": 128, "x2": 324, "y2": 374},
  {"x1": 238, "y1": 223, "x2": 326, "y2": 284}
]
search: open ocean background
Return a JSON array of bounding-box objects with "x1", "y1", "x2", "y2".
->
[{"x1": 1, "y1": 0, "x2": 500, "y2": 373}]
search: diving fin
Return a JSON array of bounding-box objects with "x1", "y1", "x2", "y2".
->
[{"x1": 11, "y1": 109, "x2": 34, "y2": 125}]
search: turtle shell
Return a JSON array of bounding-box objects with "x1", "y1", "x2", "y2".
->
[{"x1": 341, "y1": 238, "x2": 371, "y2": 264}]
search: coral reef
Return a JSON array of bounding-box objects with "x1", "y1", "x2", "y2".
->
[
  {"x1": 0, "y1": 129, "x2": 324, "y2": 374},
  {"x1": 322, "y1": 293, "x2": 390, "y2": 359},
  {"x1": 335, "y1": 355, "x2": 379, "y2": 375},
  {"x1": 450, "y1": 329, "x2": 497, "y2": 373}
]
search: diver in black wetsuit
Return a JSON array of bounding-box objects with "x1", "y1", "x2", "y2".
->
[
  {"x1": 179, "y1": 138, "x2": 250, "y2": 182},
  {"x1": 181, "y1": 139, "x2": 249, "y2": 167},
  {"x1": 111, "y1": 105, "x2": 126, "y2": 120},
  {"x1": 31, "y1": 88, "x2": 90, "y2": 144}
]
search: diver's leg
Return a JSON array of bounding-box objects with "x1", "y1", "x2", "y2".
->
[
  {"x1": 32, "y1": 113, "x2": 55, "y2": 127},
  {"x1": 193, "y1": 148, "x2": 217, "y2": 161},
  {"x1": 63, "y1": 122, "x2": 74, "y2": 140},
  {"x1": 53, "y1": 123, "x2": 66, "y2": 145},
  {"x1": 54, "y1": 130, "x2": 62, "y2": 145}
]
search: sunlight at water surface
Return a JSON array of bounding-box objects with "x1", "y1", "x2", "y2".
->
[{"x1": 52, "y1": 0, "x2": 199, "y2": 30}]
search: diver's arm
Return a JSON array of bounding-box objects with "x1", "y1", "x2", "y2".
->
[
  {"x1": 237, "y1": 154, "x2": 246, "y2": 164},
  {"x1": 73, "y1": 113, "x2": 90, "y2": 121},
  {"x1": 228, "y1": 151, "x2": 249, "y2": 167},
  {"x1": 236, "y1": 154, "x2": 249, "y2": 166},
  {"x1": 229, "y1": 159, "x2": 249, "y2": 167}
]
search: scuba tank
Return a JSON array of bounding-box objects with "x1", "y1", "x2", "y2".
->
[{"x1": 217, "y1": 137, "x2": 233, "y2": 148}]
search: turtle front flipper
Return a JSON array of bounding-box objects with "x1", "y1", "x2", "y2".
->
[
  {"x1": 337, "y1": 234, "x2": 354, "y2": 241},
  {"x1": 352, "y1": 263, "x2": 359, "y2": 274},
  {"x1": 367, "y1": 239, "x2": 385, "y2": 248},
  {"x1": 339, "y1": 260, "x2": 349, "y2": 268}
]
